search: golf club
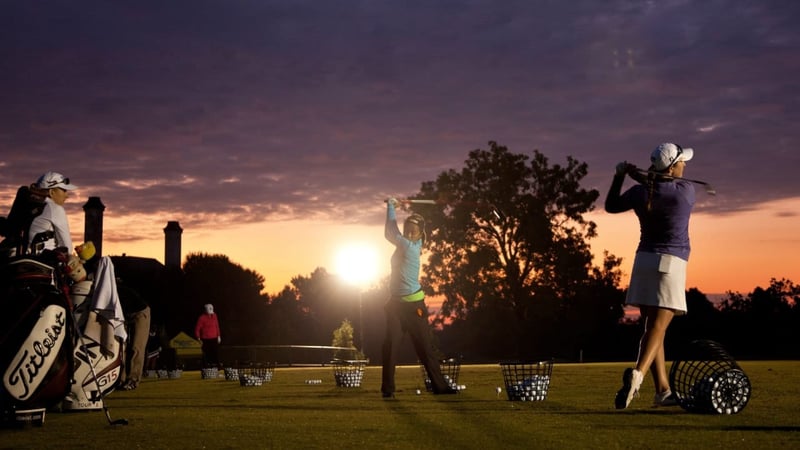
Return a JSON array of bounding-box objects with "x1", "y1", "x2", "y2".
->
[
  {"x1": 631, "y1": 169, "x2": 716, "y2": 195},
  {"x1": 68, "y1": 305, "x2": 129, "y2": 426},
  {"x1": 383, "y1": 198, "x2": 437, "y2": 205},
  {"x1": 385, "y1": 198, "x2": 506, "y2": 221}
]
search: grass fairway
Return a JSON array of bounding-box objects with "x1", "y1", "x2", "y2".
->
[{"x1": 2, "y1": 361, "x2": 799, "y2": 449}]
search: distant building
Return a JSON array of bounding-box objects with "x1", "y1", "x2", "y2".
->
[{"x1": 82, "y1": 197, "x2": 185, "y2": 340}]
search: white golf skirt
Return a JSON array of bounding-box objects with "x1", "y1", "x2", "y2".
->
[{"x1": 626, "y1": 251, "x2": 688, "y2": 315}]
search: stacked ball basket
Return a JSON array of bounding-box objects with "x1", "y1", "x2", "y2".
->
[
  {"x1": 499, "y1": 359, "x2": 553, "y2": 401},
  {"x1": 237, "y1": 363, "x2": 276, "y2": 387},
  {"x1": 223, "y1": 367, "x2": 239, "y2": 381},
  {"x1": 419, "y1": 357, "x2": 461, "y2": 392},
  {"x1": 200, "y1": 367, "x2": 219, "y2": 379},
  {"x1": 669, "y1": 339, "x2": 751, "y2": 414},
  {"x1": 331, "y1": 360, "x2": 366, "y2": 387}
]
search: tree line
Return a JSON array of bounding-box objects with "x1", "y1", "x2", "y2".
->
[{"x1": 151, "y1": 142, "x2": 799, "y2": 363}]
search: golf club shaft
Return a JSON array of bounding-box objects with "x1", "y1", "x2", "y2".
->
[
  {"x1": 384, "y1": 198, "x2": 438, "y2": 204},
  {"x1": 632, "y1": 169, "x2": 710, "y2": 186},
  {"x1": 384, "y1": 198, "x2": 507, "y2": 219},
  {"x1": 631, "y1": 169, "x2": 716, "y2": 194}
]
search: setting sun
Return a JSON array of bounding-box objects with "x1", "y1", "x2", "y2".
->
[{"x1": 334, "y1": 243, "x2": 380, "y2": 287}]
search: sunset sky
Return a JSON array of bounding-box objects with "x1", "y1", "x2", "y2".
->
[{"x1": 2, "y1": 1, "x2": 798, "y2": 298}]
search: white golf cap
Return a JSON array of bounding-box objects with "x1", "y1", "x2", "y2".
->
[
  {"x1": 650, "y1": 143, "x2": 694, "y2": 171},
  {"x1": 36, "y1": 171, "x2": 78, "y2": 191}
]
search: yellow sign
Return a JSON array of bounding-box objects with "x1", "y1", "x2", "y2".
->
[{"x1": 169, "y1": 331, "x2": 202, "y2": 356}]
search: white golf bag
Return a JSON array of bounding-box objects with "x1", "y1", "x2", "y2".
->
[{"x1": 61, "y1": 279, "x2": 124, "y2": 411}]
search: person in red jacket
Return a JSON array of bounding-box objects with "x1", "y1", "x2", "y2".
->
[{"x1": 194, "y1": 303, "x2": 221, "y2": 368}]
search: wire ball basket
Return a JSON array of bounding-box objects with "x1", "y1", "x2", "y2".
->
[
  {"x1": 223, "y1": 367, "x2": 239, "y2": 381},
  {"x1": 331, "y1": 360, "x2": 366, "y2": 388},
  {"x1": 419, "y1": 357, "x2": 462, "y2": 392},
  {"x1": 200, "y1": 367, "x2": 219, "y2": 379},
  {"x1": 238, "y1": 363, "x2": 276, "y2": 387},
  {"x1": 500, "y1": 360, "x2": 553, "y2": 401},
  {"x1": 669, "y1": 340, "x2": 751, "y2": 414}
]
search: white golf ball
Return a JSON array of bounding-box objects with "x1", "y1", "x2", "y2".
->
[
  {"x1": 416, "y1": 389, "x2": 421, "y2": 395},
  {"x1": 496, "y1": 387, "x2": 502, "y2": 394}
]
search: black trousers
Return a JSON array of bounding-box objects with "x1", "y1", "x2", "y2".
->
[
  {"x1": 381, "y1": 299, "x2": 451, "y2": 395},
  {"x1": 201, "y1": 338, "x2": 220, "y2": 368}
]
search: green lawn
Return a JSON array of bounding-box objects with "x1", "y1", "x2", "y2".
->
[{"x1": 2, "y1": 361, "x2": 798, "y2": 449}]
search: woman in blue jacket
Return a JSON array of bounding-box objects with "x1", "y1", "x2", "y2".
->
[
  {"x1": 605, "y1": 143, "x2": 697, "y2": 409},
  {"x1": 381, "y1": 198, "x2": 457, "y2": 398}
]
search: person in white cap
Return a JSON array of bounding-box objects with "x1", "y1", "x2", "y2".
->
[
  {"x1": 28, "y1": 171, "x2": 78, "y2": 252},
  {"x1": 29, "y1": 171, "x2": 128, "y2": 360},
  {"x1": 195, "y1": 303, "x2": 222, "y2": 368},
  {"x1": 605, "y1": 143, "x2": 697, "y2": 409}
]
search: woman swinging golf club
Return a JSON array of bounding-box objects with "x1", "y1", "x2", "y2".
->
[
  {"x1": 380, "y1": 198, "x2": 457, "y2": 398},
  {"x1": 605, "y1": 143, "x2": 697, "y2": 409}
]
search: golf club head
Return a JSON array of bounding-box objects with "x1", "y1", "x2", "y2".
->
[{"x1": 105, "y1": 407, "x2": 129, "y2": 426}]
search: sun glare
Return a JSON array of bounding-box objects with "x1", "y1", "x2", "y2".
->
[{"x1": 335, "y1": 243, "x2": 379, "y2": 286}]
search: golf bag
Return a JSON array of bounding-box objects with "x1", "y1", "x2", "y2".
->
[
  {"x1": 1, "y1": 186, "x2": 76, "y2": 425},
  {"x1": 0, "y1": 255, "x2": 75, "y2": 424},
  {"x1": 1, "y1": 185, "x2": 122, "y2": 420},
  {"x1": 61, "y1": 277, "x2": 123, "y2": 411}
]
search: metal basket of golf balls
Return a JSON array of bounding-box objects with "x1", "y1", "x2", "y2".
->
[
  {"x1": 500, "y1": 359, "x2": 553, "y2": 401},
  {"x1": 237, "y1": 363, "x2": 276, "y2": 387},
  {"x1": 200, "y1": 367, "x2": 219, "y2": 379},
  {"x1": 223, "y1": 367, "x2": 239, "y2": 381},
  {"x1": 331, "y1": 360, "x2": 366, "y2": 388},
  {"x1": 669, "y1": 340, "x2": 751, "y2": 414},
  {"x1": 419, "y1": 357, "x2": 461, "y2": 392}
]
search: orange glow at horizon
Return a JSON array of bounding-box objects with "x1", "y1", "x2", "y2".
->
[
  {"x1": 589, "y1": 197, "x2": 800, "y2": 295},
  {"x1": 88, "y1": 197, "x2": 799, "y2": 298}
]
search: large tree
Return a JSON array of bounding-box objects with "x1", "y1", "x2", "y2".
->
[
  {"x1": 718, "y1": 278, "x2": 800, "y2": 358},
  {"x1": 414, "y1": 142, "x2": 623, "y2": 358},
  {"x1": 180, "y1": 253, "x2": 270, "y2": 345}
]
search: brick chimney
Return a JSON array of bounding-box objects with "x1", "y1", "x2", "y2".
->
[
  {"x1": 163, "y1": 221, "x2": 183, "y2": 269},
  {"x1": 82, "y1": 196, "x2": 105, "y2": 257}
]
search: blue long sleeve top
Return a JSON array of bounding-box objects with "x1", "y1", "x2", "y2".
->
[
  {"x1": 605, "y1": 176, "x2": 696, "y2": 261},
  {"x1": 385, "y1": 203, "x2": 423, "y2": 298}
]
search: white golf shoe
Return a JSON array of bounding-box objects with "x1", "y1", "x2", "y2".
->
[{"x1": 615, "y1": 368, "x2": 644, "y2": 409}]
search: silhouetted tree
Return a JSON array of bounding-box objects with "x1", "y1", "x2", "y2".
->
[
  {"x1": 718, "y1": 278, "x2": 799, "y2": 358},
  {"x1": 289, "y1": 267, "x2": 358, "y2": 345},
  {"x1": 666, "y1": 288, "x2": 722, "y2": 358},
  {"x1": 179, "y1": 253, "x2": 270, "y2": 345},
  {"x1": 560, "y1": 251, "x2": 627, "y2": 361},
  {"x1": 265, "y1": 285, "x2": 311, "y2": 344},
  {"x1": 414, "y1": 142, "x2": 624, "y2": 358}
]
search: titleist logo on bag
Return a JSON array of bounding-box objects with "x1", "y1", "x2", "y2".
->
[{"x1": 3, "y1": 305, "x2": 68, "y2": 400}]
